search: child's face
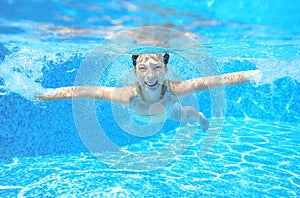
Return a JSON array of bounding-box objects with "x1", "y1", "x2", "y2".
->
[{"x1": 135, "y1": 54, "x2": 167, "y2": 90}]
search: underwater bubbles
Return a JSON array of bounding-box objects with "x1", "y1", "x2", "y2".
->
[
  {"x1": 0, "y1": 52, "x2": 45, "y2": 100},
  {"x1": 0, "y1": 43, "x2": 85, "y2": 101},
  {"x1": 253, "y1": 58, "x2": 300, "y2": 85}
]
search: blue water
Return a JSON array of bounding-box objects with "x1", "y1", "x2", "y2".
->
[{"x1": 1, "y1": 0, "x2": 300, "y2": 197}]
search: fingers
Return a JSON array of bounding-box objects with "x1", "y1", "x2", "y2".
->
[
  {"x1": 199, "y1": 112, "x2": 209, "y2": 131},
  {"x1": 34, "y1": 94, "x2": 47, "y2": 101}
]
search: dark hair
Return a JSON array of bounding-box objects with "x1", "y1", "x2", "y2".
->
[
  {"x1": 132, "y1": 53, "x2": 170, "y2": 67},
  {"x1": 132, "y1": 55, "x2": 139, "y2": 67}
]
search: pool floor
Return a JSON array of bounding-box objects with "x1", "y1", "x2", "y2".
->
[{"x1": 0, "y1": 117, "x2": 299, "y2": 197}]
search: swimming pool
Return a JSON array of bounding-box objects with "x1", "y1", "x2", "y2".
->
[{"x1": 0, "y1": 0, "x2": 299, "y2": 197}]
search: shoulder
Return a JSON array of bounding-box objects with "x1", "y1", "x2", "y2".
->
[
  {"x1": 168, "y1": 80, "x2": 185, "y2": 93},
  {"x1": 118, "y1": 84, "x2": 136, "y2": 101}
]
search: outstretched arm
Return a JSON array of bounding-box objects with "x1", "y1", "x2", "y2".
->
[
  {"x1": 170, "y1": 69, "x2": 261, "y2": 97},
  {"x1": 35, "y1": 85, "x2": 134, "y2": 104}
]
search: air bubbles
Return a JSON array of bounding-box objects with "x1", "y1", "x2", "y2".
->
[
  {"x1": 0, "y1": 42, "x2": 86, "y2": 101},
  {"x1": 252, "y1": 58, "x2": 300, "y2": 85}
]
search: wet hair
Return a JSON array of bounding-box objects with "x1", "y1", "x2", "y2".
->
[{"x1": 132, "y1": 53, "x2": 170, "y2": 68}]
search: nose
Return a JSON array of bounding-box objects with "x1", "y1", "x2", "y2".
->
[
  {"x1": 144, "y1": 69, "x2": 157, "y2": 82},
  {"x1": 146, "y1": 68, "x2": 155, "y2": 78}
]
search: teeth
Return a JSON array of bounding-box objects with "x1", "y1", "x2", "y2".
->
[{"x1": 145, "y1": 81, "x2": 158, "y2": 87}]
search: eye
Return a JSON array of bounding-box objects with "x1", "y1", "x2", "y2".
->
[{"x1": 154, "y1": 65, "x2": 163, "y2": 71}]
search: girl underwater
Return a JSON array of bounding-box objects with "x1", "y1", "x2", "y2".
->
[{"x1": 36, "y1": 53, "x2": 261, "y2": 131}]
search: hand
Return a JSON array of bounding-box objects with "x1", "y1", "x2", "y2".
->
[
  {"x1": 199, "y1": 112, "x2": 209, "y2": 131},
  {"x1": 34, "y1": 89, "x2": 56, "y2": 101},
  {"x1": 34, "y1": 94, "x2": 48, "y2": 101},
  {"x1": 245, "y1": 69, "x2": 263, "y2": 82}
]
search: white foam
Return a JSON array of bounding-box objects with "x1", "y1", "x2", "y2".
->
[
  {"x1": 250, "y1": 58, "x2": 300, "y2": 85},
  {"x1": 0, "y1": 43, "x2": 83, "y2": 101},
  {"x1": 0, "y1": 53, "x2": 45, "y2": 100}
]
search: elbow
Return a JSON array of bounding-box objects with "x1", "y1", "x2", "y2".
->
[{"x1": 67, "y1": 86, "x2": 92, "y2": 99}]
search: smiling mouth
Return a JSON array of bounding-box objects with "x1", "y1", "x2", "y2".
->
[{"x1": 144, "y1": 81, "x2": 159, "y2": 88}]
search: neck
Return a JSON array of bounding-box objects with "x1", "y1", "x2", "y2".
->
[{"x1": 139, "y1": 85, "x2": 164, "y2": 103}]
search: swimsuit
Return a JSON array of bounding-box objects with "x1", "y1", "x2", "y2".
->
[{"x1": 131, "y1": 81, "x2": 173, "y2": 125}]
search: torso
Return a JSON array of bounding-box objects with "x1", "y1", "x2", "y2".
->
[{"x1": 129, "y1": 81, "x2": 175, "y2": 116}]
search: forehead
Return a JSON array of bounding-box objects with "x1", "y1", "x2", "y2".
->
[{"x1": 136, "y1": 54, "x2": 163, "y2": 65}]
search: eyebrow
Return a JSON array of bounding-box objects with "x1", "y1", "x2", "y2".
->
[
  {"x1": 137, "y1": 64, "x2": 147, "y2": 67},
  {"x1": 138, "y1": 61, "x2": 162, "y2": 65}
]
